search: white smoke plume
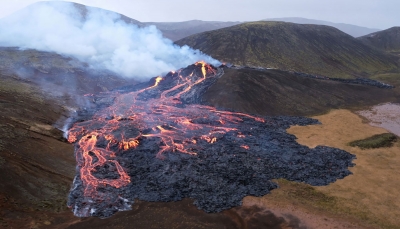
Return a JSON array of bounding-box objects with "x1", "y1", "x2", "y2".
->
[{"x1": 0, "y1": 1, "x2": 220, "y2": 81}]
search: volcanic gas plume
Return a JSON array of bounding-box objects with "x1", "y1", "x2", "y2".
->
[
  {"x1": 67, "y1": 62, "x2": 355, "y2": 218},
  {"x1": 0, "y1": 1, "x2": 219, "y2": 81}
]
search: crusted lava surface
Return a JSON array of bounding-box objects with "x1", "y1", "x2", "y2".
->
[{"x1": 67, "y1": 62, "x2": 355, "y2": 218}]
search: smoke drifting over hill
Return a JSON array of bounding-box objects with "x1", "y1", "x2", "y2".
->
[{"x1": 0, "y1": 2, "x2": 219, "y2": 81}]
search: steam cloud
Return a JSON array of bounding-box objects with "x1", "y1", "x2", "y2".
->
[{"x1": 0, "y1": 2, "x2": 220, "y2": 81}]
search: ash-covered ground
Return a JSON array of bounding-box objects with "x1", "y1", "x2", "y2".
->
[{"x1": 67, "y1": 63, "x2": 355, "y2": 218}]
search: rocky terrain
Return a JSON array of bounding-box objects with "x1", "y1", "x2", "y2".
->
[{"x1": 66, "y1": 63, "x2": 355, "y2": 218}]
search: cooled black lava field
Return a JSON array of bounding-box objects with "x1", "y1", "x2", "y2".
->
[{"x1": 67, "y1": 63, "x2": 355, "y2": 218}]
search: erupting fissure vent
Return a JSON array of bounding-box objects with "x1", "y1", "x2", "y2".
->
[{"x1": 67, "y1": 62, "x2": 355, "y2": 218}]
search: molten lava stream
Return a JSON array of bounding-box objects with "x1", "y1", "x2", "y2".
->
[
  {"x1": 76, "y1": 133, "x2": 130, "y2": 197},
  {"x1": 68, "y1": 62, "x2": 264, "y2": 198}
]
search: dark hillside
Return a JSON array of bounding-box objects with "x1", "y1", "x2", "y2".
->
[
  {"x1": 0, "y1": 74, "x2": 75, "y2": 227},
  {"x1": 203, "y1": 67, "x2": 399, "y2": 116},
  {"x1": 177, "y1": 22, "x2": 399, "y2": 78},
  {"x1": 359, "y1": 27, "x2": 400, "y2": 54},
  {"x1": 0, "y1": 47, "x2": 136, "y2": 95}
]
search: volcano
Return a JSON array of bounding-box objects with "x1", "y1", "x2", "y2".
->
[{"x1": 66, "y1": 62, "x2": 355, "y2": 218}]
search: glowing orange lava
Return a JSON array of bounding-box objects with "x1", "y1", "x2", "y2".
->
[
  {"x1": 150, "y1": 76, "x2": 163, "y2": 88},
  {"x1": 68, "y1": 62, "x2": 264, "y2": 198}
]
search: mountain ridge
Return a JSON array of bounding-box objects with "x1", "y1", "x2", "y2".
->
[
  {"x1": 143, "y1": 20, "x2": 243, "y2": 41},
  {"x1": 20, "y1": 1, "x2": 144, "y2": 27},
  {"x1": 20, "y1": 2, "x2": 383, "y2": 41},
  {"x1": 176, "y1": 21, "x2": 399, "y2": 78},
  {"x1": 358, "y1": 27, "x2": 400, "y2": 54},
  {"x1": 264, "y1": 17, "x2": 380, "y2": 37}
]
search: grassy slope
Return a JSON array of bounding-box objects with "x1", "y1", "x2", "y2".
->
[
  {"x1": 177, "y1": 21, "x2": 399, "y2": 78},
  {"x1": 358, "y1": 27, "x2": 400, "y2": 54}
]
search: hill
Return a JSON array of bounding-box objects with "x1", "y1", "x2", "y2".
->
[
  {"x1": 143, "y1": 20, "x2": 242, "y2": 41},
  {"x1": 176, "y1": 21, "x2": 399, "y2": 78},
  {"x1": 0, "y1": 46, "x2": 141, "y2": 227},
  {"x1": 203, "y1": 67, "x2": 399, "y2": 116},
  {"x1": 264, "y1": 17, "x2": 380, "y2": 37},
  {"x1": 25, "y1": 1, "x2": 143, "y2": 26},
  {"x1": 0, "y1": 47, "x2": 135, "y2": 95},
  {"x1": 358, "y1": 27, "x2": 400, "y2": 54},
  {"x1": 0, "y1": 71, "x2": 75, "y2": 227}
]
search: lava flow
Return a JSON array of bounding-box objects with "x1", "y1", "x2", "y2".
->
[
  {"x1": 67, "y1": 62, "x2": 355, "y2": 218},
  {"x1": 68, "y1": 62, "x2": 263, "y2": 197}
]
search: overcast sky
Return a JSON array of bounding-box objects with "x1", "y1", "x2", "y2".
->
[{"x1": 0, "y1": 0, "x2": 398, "y2": 29}]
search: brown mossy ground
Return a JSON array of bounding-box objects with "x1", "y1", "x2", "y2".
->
[
  {"x1": 243, "y1": 180, "x2": 373, "y2": 229},
  {"x1": 286, "y1": 109, "x2": 400, "y2": 228}
]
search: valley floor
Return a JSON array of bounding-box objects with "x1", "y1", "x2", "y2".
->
[
  {"x1": 44, "y1": 108, "x2": 400, "y2": 229},
  {"x1": 1, "y1": 74, "x2": 399, "y2": 229}
]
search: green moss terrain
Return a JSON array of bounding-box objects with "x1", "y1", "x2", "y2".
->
[
  {"x1": 176, "y1": 21, "x2": 400, "y2": 78},
  {"x1": 349, "y1": 133, "x2": 397, "y2": 149},
  {"x1": 358, "y1": 27, "x2": 400, "y2": 54}
]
